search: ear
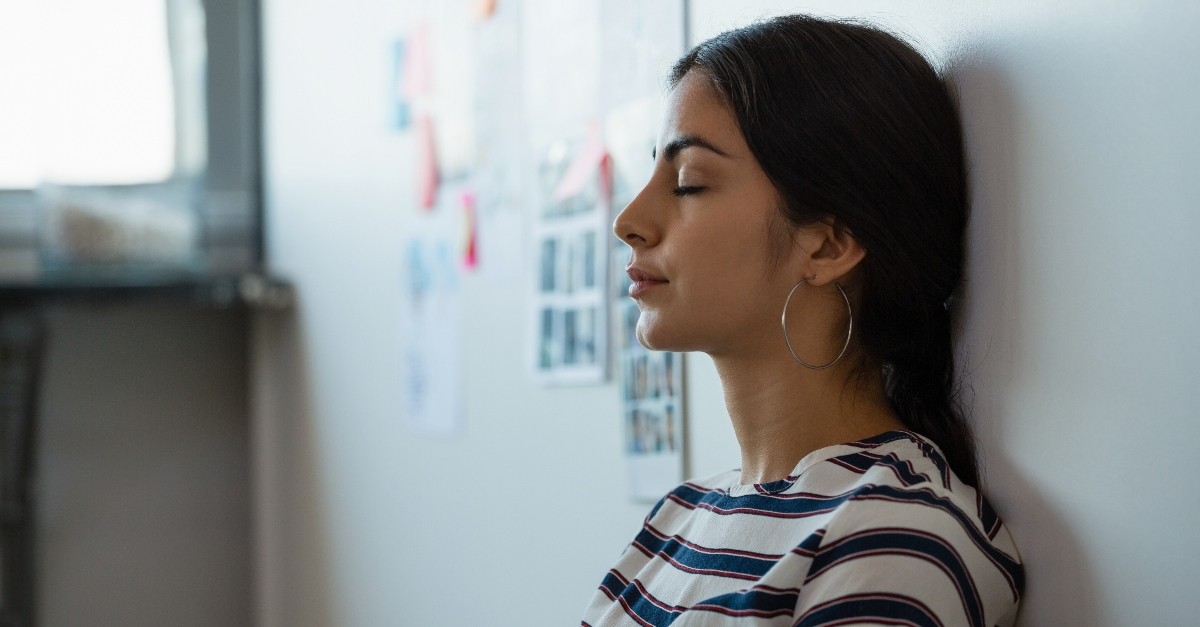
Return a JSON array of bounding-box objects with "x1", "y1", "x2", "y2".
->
[{"x1": 793, "y1": 219, "x2": 867, "y2": 287}]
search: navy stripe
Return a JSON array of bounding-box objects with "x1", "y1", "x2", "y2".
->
[
  {"x1": 829, "y1": 452, "x2": 881, "y2": 474},
  {"x1": 667, "y1": 481, "x2": 1022, "y2": 599},
  {"x1": 598, "y1": 570, "x2": 681, "y2": 626},
  {"x1": 848, "y1": 430, "x2": 917, "y2": 448},
  {"x1": 808, "y1": 528, "x2": 983, "y2": 627},
  {"x1": 645, "y1": 493, "x2": 670, "y2": 522},
  {"x1": 709, "y1": 431, "x2": 930, "y2": 493},
  {"x1": 977, "y1": 492, "x2": 1001, "y2": 540},
  {"x1": 851, "y1": 430, "x2": 953, "y2": 488},
  {"x1": 602, "y1": 570, "x2": 802, "y2": 624},
  {"x1": 907, "y1": 436, "x2": 953, "y2": 489},
  {"x1": 632, "y1": 526, "x2": 781, "y2": 580},
  {"x1": 794, "y1": 528, "x2": 825, "y2": 556},
  {"x1": 794, "y1": 593, "x2": 945, "y2": 627},
  {"x1": 690, "y1": 586, "x2": 799, "y2": 618},
  {"x1": 667, "y1": 483, "x2": 859, "y2": 519},
  {"x1": 876, "y1": 454, "x2": 933, "y2": 486},
  {"x1": 830, "y1": 452, "x2": 933, "y2": 487},
  {"x1": 847, "y1": 485, "x2": 1024, "y2": 599}
]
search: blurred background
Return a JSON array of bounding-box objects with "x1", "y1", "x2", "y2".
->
[{"x1": 0, "y1": 1, "x2": 1197, "y2": 626}]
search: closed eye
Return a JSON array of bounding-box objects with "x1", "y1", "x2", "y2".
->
[{"x1": 672, "y1": 186, "x2": 704, "y2": 197}]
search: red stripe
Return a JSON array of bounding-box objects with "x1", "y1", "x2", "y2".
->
[{"x1": 689, "y1": 603, "x2": 793, "y2": 618}]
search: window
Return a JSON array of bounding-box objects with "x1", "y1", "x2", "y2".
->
[
  {"x1": 0, "y1": 0, "x2": 205, "y2": 189},
  {"x1": 0, "y1": 0, "x2": 260, "y2": 280}
]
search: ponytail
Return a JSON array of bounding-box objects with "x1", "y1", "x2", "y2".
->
[{"x1": 884, "y1": 304, "x2": 978, "y2": 487}]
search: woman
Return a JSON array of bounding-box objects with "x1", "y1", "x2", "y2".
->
[{"x1": 583, "y1": 15, "x2": 1024, "y2": 627}]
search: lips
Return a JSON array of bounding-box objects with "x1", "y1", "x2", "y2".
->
[{"x1": 626, "y1": 265, "x2": 668, "y2": 298}]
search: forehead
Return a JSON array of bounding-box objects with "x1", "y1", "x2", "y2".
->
[{"x1": 661, "y1": 71, "x2": 746, "y2": 154}]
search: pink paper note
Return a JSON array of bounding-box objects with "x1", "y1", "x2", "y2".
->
[
  {"x1": 552, "y1": 123, "x2": 608, "y2": 202},
  {"x1": 418, "y1": 115, "x2": 439, "y2": 209},
  {"x1": 461, "y1": 190, "x2": 478, "y2": 270}
]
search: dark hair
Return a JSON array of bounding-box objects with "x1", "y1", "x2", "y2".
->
[{"x1": 671, "y1": 15, "x2": 978, "y2": 486}]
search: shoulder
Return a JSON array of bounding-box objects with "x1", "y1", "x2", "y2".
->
[
  {"x1": 793, "y1": 431, "x2": 1002, "y2": 535},
  {"x1": 789, "y1": 431, "x2": 1024, "y2": 626}
]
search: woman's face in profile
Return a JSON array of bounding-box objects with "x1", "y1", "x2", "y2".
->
[{"x1": 614, "y1": 70, "x2": 803, "y2": 357}]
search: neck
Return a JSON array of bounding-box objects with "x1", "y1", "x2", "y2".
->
[{"x1": 710, "y1": 348, "x2": 903, "y2": 485}]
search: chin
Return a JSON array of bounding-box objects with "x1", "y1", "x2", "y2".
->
[
  {"x1": 635, "y1": 316, "x2": 690, "y2": 353},
  {"x1": 634, "y1": 326, "x2": 658, "y2": 351}
]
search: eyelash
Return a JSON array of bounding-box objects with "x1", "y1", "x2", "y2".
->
[{"x1": 672, "y1": 186, "x2": 704, "y2": 197}]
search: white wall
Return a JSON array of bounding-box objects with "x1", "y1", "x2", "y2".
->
[
  {"x1": 255, "y1": 1, "x2": 654, "y2": 625},
  {"x1": 256, "y1": 1, "x2": 1200, "y2": 626}
]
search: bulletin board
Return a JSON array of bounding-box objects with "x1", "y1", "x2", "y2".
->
[{"x1": 398, "y1": 0, "x2": 689, "y2": 497}]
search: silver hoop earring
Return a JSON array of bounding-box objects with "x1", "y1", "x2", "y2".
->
[{"x1": 781, "y1": 279, "x2": 853, "y2": 370}]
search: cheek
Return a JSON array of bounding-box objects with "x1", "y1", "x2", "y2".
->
[
  {"x1": 676, "y1": 217, "x2": 775, "y2": 290},
  {"x1": 639, "y1": 196, "x2": 787, "y2": 350},
  {"x1": 678, "y1": 190, "x2": 778, "y2": 256}
]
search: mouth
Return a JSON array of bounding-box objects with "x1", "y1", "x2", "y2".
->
[{"x1": 626, "y1": 266, "x2": 668, "y2": 299}]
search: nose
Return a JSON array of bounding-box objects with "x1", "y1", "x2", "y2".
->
[{"x1": 612, "y1": 184, "x2": 658, "y2": 247}]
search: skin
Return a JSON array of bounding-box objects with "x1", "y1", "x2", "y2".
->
[{"x1": 614, "y1": 70, "x2": 905, "y2": 485}]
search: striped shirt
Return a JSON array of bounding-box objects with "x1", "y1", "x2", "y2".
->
[{"x1": 582, "y1": 431, "x2": 1023, "y2": 626}]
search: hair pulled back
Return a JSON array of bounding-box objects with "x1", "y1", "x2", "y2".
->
[{"x1": 671, "y1": 15, "x2": 978, "y2": 486}]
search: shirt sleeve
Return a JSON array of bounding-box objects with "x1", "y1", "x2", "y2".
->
[{"x1": 791, "y1": 489, "x2": 1021, "y2": 627}]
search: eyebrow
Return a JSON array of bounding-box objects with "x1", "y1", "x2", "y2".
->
[{"x1": 652, "y1": 134, "x2": 732, "y2": 162}]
